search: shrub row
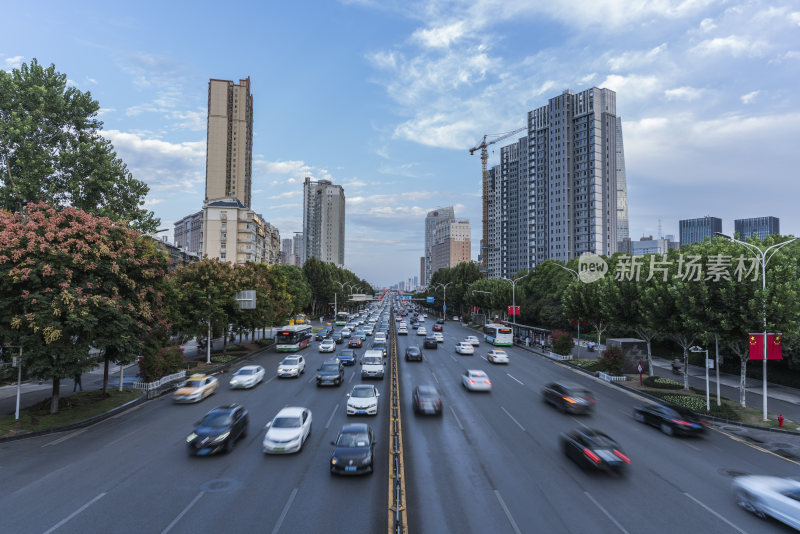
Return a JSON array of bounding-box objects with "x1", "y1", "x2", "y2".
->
[
  {"x1": 643, "y1": 389, "x2": 741, "y2": 420},
  {"x1": 643, "y1": 376, "x2": 683, "y2": 389}
]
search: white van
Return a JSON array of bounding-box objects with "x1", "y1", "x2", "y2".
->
[
  {"x1": 361, "y1": 350, "x2": 385, "y2": 379},
  {"x1": 374, "y1": 332, "x2": 387, "y2": 343}
]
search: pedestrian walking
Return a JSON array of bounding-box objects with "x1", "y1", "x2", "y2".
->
[{"x1": 73, "y1": 373, "x2": 82, "y2": 392}]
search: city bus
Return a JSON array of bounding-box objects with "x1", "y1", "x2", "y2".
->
[
  {"x1": 335, "y1": 312, "x2": 348, "y2": 326},
  {"x1": 275, "y1": 324, "x2": 313, "y2": 352},
  {"x1": 483, "y1": 323, "x2": 513, "y2": 346}
]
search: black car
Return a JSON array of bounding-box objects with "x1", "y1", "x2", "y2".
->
[
  {"x1": 371, "y1": 341, "x2": 388, "y2": 358},
  {"x1": 561, "y1": 429, "x2": 629, "y2": 473},
  {"x1": 186, "y1": 404, "x2": 249, "y2": 456},
  {"x1": 333, "y1": 332, "x2": 345, "y2": 344},
  {"x1": 316, "y1": 360, "x2": 344, "y2": 386},
  {"x1": 633, "y1": 403, "x2": 706, "y2": 436},
  {"x1": 542, "y1": 382, "x2": 595, "y2": 414},
  {"x1": 423, "y1": 336, "x2": 438, "y2": 349},
  {"x1": 436, "y1": 318, "x2": 444, "y2": 324},
  {"x1": 330, "y1": 423, "x2": 376, "y2": 475},
  {"x1": 337, "y1": 348, "x2": 356, "y2": 366},
  {"x1": 412, "y1": 385, "x2": 442, "y2": 415},
  {"x1": 316, "y1": 327, "x2": 332, "y2": 341},
  {"x1": 405, "y1": 346, "x2": 423, "y2": 361}
]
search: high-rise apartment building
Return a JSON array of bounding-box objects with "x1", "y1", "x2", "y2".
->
[
  {"x1": 735, "y1": 217, "x2": 780, "y2": 241},
  {"x1": 303, "y1": 177, "x2": 345, "y2": 266},
  {"x1": 281, "y1": 238, "x2": 293, "y2": 265},
  {"x1": 174, "y1": 210, "x2": 204, "y2": 254},
  {"x1": 293, "y1": 232, "x2": 304, "y2": 266},
  {"x1": 430, "y1": 219, "x2": 471, "y2": 275},
  {"x1": 424, "y1": 207, "x2": 455, "y2": 284},
  {"x1": 679, "y1": 216, "x2": 722, "y2": 247},
  {"x1": 487, "y1": 87, "x2": 624, "y2": 277},
  {"x1": 205, "y1": 77, "x2": 253, "y2": 208},
  {"x1": 420, "y1": 257, "x2": 425, "y2": 288},
  {"x1": 615, "y1": 117, "x2": 629, "y2": 241},
  {"x1": 201, "y1": 197, "x2": 280, "y2": 264}
]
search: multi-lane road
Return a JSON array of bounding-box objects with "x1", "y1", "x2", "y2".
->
[{"x1": 0, "y1": 310, "x2": 797, "y2": 533}]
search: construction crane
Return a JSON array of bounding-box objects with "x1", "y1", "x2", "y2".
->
[{"x1": 469, "y1": 127, "x2": 527, "y2": 276}]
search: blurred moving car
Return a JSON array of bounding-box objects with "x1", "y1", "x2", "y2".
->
[
  {"x1": 633, "y1": 403, "x2": 706, "y2": 436},
  {"x1": 487, "y1": 350, "x2": 509, "y2": 364},
  {"x1": 405, "y1": 346, "x2": 423, "y2": 361},
  {"x1": 455, "y1": 342, "x2": 475, "y2": 355},
  {"x1": 316, "y1": 360, "x2": 344, "y2": 386},
  {"x1": 465, "y1": 336, "x2": 480, "y2": 346},
  {"x1": 462, "y1": 370, "x2": 491, "y2": 391},
  {"x1": 412, "y1": 385, "x2": 442, "y2": 415},
  {"x1": 319, "y1": 338, "x2": 336, "y2": 352},
  {"x1": 560, "y1": 429, "x2": 629, "y2": 473},
  {"x1": 424, "y1": 336, "x2": 438, "y2": 349},
  {"x1": 229, "y1": 365, "x2": 266, "y2": 389},
  {"x1": 186, "y1": 403, "x2": 248, "y2": 455},
  {"x1": 174, "y1": 374, "x2": 218, "y2": 403},
  {"x1": 330, "y1": 423, "x2": 376, "y2": 475},
  {"x1": 337, "y1": 348, "x2": 356, "y2": 366},
  {"x1": 262, "y1": 406, "x2": 312, "y2": 454},
  {"x1": 346, "y1": 384, "x2": 380, "y2": 415},
  {"x1": 732, "y1": 475, "x2": 800, "y2": 529},
  {"x1": 543, "y1": 382, "x2": 595, "y2": 414},
  {"x1": 277, "y1": 355, "x2": 305, "y2": 378},
  {"x1": 348, "y1": 337, "x2": 363, "y2": 348}
]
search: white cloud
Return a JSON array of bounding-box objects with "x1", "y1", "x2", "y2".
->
[
  {"x1": 3, "y1": 55, "x2": 23, "y2": 69},
  {"x1": 607, "y1": 44, "x2": 667, "y2": 72},
  {"x1": 393, "y1": 114, "x2": 477, "y2": 149},
  {"x1": 600, "y1": 74, "x2": 662, "y2": 101},
  {"x1": 691, "y1": 35, "x2": 768, "y2": 57},
  {"x1": 699, "y1": 17, "x2": 716, "y2": 32},
  {"x1": 412, "y1": 21, "x2": 468, "y2": 48},
  {"x1": 740, "y1": 90, "x2": 759, "y2": 104},
  {"x1": 664, "y1": 86, "x2": 705, "y2": 101}
]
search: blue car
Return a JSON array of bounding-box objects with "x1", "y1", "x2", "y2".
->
[{"x1": 337, "y1": 349, "x2": 356, "y2": 366}]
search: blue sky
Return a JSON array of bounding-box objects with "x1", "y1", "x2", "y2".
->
[{"x1": 3, "y1": 1, "x2": 799, "y2": 286}]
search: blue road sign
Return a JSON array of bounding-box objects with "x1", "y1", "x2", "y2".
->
[{"x1": 426, "y1": 296, "x2": 434, "y2": 303}]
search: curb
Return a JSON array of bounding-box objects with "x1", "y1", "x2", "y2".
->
[{"x1": 0, "y1": 342, "x2": 276, "y2": 444}]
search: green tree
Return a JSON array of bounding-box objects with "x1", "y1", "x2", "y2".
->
[{"x1": 0, "y1": 59, "x2": 158, "y2": 232}]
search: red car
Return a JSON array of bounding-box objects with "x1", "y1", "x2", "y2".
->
[
  {"x1": 348, "y1": 337, "x2": 363, "y2": 348},
  {"x1": 432, "y1": 324, "x2": 443, "y2": 332}
]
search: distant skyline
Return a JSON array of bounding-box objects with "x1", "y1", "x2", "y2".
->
[{"x1": 2, "y1": 1, "x2": 799, "y2": 286}]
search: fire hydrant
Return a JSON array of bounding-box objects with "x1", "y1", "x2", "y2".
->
[{"x1": 778, "y1": 414, "x2": 784, "y2": 428}]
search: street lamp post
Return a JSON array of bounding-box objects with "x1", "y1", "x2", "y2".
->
[
  {"x1": 553, "y1": 264, "x2": 581, "y2": 345},
  {"x1": 716, "y1": 232, "x2": 799, "y2": 421},
  {"x1": 500, "y1": 273, "x2": 529, "y2": 325},
  {"x1": 690, "y1": 345, "x2": 710, "y2": 412},
  {"x1": 433, "y1": 282, "x2": 453, "y2": 320}
]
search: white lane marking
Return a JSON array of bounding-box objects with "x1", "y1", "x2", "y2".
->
[
  {"x1": 325, "y1": 404, "x2": 340, "y2": 429},
  {"x1": 480, "y1": 355, "x2": 487, "y2": 361},
  {"x1": 571, "y1": 417, "x2": 591, "y2": 430},
  {"x1": 449, "y1": 406, "x2": 464, "y2": 430},
  {"x1": 450, "y1": 355, "x2": 457, "y2": 362},
  {"x1": 307, "y1": 376, "x2": 314, "y2": 384},
  {"x1": 105, "y1": 429, "x2": 138, "y2": 449},
  {"x1": 684, "y1": 492, "x2": 749, "y2": 534},
  {"x1": 264, "y1": 375, "x2": 277, "y2": 385},
  {"x1": 349, "y1": 371, "x2": 355, "y2": 383},
  {"x1": 494, "y1": 490, "x2": 522, "y2": 534},
  {"x1": 161, "y1": 491, "x2": 204, "y2": 534},
  {"x1": 42, "y1": 428, "x2": 89, "y2": 448},
  {"x1": 584, "y1": 491, "x2": 630, "y2": 534},
  {"x1": 43, "y1": 492, "x2": 107, "y2": 534},
  {"x1": 431, "y1": 372, "x2": 440, "y2": 385},
  {"x1": 110, "y1": 403, "x2": 144, "y2": 419},
  {"x1": 271, "y1": 487, "x2": 298, "y2": 534},
  {"x1": 684, "y1": 441, "x2": 701, "y2": 452},
  {"x1": 506, "y1": 373, "x2": 524, "y2": 386},
  {"x1": 501, "y1": 407, "x2": 526, "y2": 432}
]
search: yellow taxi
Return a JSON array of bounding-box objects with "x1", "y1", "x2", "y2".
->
[{"x1": 173, "y1": 374, "x2": 218, "y2": 403}]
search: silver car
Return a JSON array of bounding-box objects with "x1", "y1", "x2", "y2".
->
[
  {"x1": 733, "y1": 475, "x2": 800, "y2": 529},
  {"x1": 462, "y1": 370, "x2": 492, "y2": 392},
  {"x1": 277, "y1": 356, "x2": 305, "y2": 378}
]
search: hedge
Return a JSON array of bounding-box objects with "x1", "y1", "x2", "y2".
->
[{"x1": 643, "y1": 376, "x2": 683, "y2": 389}]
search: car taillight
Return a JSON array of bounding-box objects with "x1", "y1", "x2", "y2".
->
[
  {"x1": 586, "y1": 397, "x2": 595, "y2": 403},
  {"x1": 468, "y1": 379, "x2": 475, "y2": 384},
  {"x1": 485, "y1": 380, "x2": 491, "y2": 385},
  {"x1": 671, "y1": 419, "x2": 693, "y2": 426},
  {"x1": 563, "y1": 396, "x2": 578, "y2": 404},
  {"x1": 583, "y1": 448, "x2": 601, "y2": 464},
  {"x1": 613, "y1": 449, "x2": 631, "y2": 464}
]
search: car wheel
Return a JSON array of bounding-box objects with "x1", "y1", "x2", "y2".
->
[
  {"x1": 660, "y1": 423, "x2": 674, "y2": 436},
  {"x1": 368, "y1": 461, "x2": 374, "y2": 474},
  {"x1": 735, "y1": 490, "x2": 765, "y2": 518},
  {"x1": 633, "y1": 411, "x2": 645, "y2": 423},
  {"x1": 225, "y1": 437, "x2": 235, "y2": 454}
]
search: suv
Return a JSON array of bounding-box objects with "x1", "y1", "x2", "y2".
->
[
  {"x1": 361, "y1": 350, "x2": 385, "y2": 379},
  {"x1": 316, "y1": 360, "x2": 344, "y2": 386}
]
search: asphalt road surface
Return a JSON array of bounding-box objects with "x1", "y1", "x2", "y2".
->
[{"x1": 1, "y1": 310, "x2": 798, "y2": 533}]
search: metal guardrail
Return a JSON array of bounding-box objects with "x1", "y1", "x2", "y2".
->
[
  {"x1": 132, "y1": 370, "x2": 186, "y2": 399},
  {"x1": 597, "y1": 371, "x2": 628, "y2": 382},
  {"x1": 387, "y1": 312, "x2": 407, "y2": 534},
  {"x1": 545, "y1": 351, "x2": 573, "y2": 361}
]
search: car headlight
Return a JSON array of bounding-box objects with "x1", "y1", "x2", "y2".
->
[
  {"x1": 186, "y1": 433, "x2": 197, "y2": 443},
  {"x1": 212, "y1": 432, "x2": 230, "y2": 443},
  {"x1": 330, "y1": 457, "x2": 338, "y2": 465}
]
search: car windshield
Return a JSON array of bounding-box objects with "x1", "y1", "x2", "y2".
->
[
  {"x1": 235, "y1": 369, "x2": 254, "y2": 375},
  {"x1": 470, "y1": 372, "x2": 486, "y2": 378},
  {"x1": 272, "y1": 416, "x2": 301, "y2": 428},
  {"x1": 184, "y1": 380, "x2": 204, "y2": 388},
  {"x1": 337, "y1": 432, "x2": 369, "y2": 447},
  {"x1": 200, "y1": 413, "x2": 231, "y2": 427},
  {"x1": 364, "y1": 357, "x2": 381, "y2": 365},
  {"x1": 567, "y1": 389, "x2": 590, "y2": 398},
  {"x1": 339, "y1": 350, "x2": 353, "y2": 357},
  {"x1": 281, "y1": 358, "x2": 299, "y2": 365},
  {"x1": 351, "y1": 387, "x2": 375, "y2": 398},
  {"x1": 586, "y1": 433, "x2": 616, "y2": 447},
  {"x1": 417, "y1": 386, "x2": 438, "y2": 396},
  {"x1": 493, "y1": 351, "x2": 507, "y2": 356},
  {"x1": 321, "y1": 363, "x2": 339, "y2": 371}
]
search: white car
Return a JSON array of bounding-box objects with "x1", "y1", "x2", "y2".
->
[
  {"x1": 361, "y1": 350, "x2": 385, "y2": 379},
  {"x1": 465, "y1": 336, "x2": 480, "y2": 346},
  {"x1": 417, "y1": 327, "x2": 427, "y2": 336},
  {"x1": 733, "y1": 475, "x2": 800, "y2": 529},
  {"x1": 455, "y1": 342, "x2": 475, "y2": 355},
  {"x1": 433, "y1": 332, "x2": 444, "y2": 343},
  {"x1": 319, "y1": 338, "x2": 336, "y2": 353},
  {"x1": 422, "y1": 314, "x2": 427, "y2": 319},
  {"x1": 346, "y1": 384, "x2": 380, "y2": 415},
  {"x1": 487, "y1": 350, "x2": 510, "y2": 364},
  {"x1": 263, "y1": 407, "x2": 312, "y2": 454},
  {"x1": 462, "y1": 370, "x2": 492, "y2": 392},
  {"x1": 229, "y1": 365, "x2": 265, "y2": 388},
  {"x1": 398, "y1": 328, "x2": 408, "y2": 336},
  {"x1": 277, "y1": 355, "x2": 305, "y2": 378},
  {"x1": 374, "y1": 332, "x2": 387, "y2": 343}
]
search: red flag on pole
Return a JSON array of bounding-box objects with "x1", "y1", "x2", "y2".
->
[
  {"x1": 768, "y1": 333, "x2": 783, "y2": 360},
  {"x1": 749, "y1": 333, "x2": 764, "y2": 359}
]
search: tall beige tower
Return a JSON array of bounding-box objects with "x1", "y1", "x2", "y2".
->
[{"x1": 205, "y1": 77, "x2": 253, "y2": 208}]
